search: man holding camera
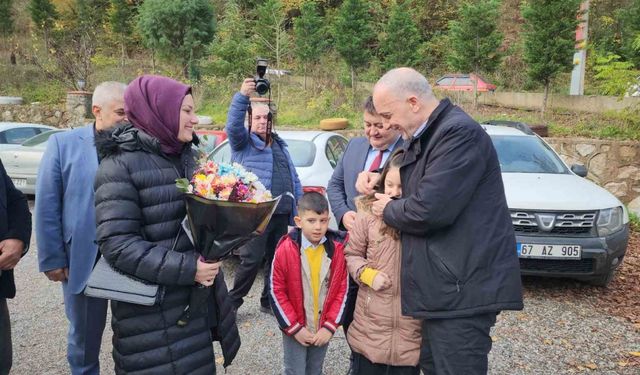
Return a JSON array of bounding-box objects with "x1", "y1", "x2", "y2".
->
[{"x1": 226, "y1": 77, "x2": 303, "y2": 314}]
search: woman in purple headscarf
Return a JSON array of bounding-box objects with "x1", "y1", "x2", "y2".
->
[{"x1": 94, "y1": 75, "x2": 239, "y2": 374}]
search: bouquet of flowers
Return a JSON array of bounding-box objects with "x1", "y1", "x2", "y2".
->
[
  {"x1": 175, "y1": 159, "x2": 282, "y2": 326},
  {"x1": 176, "y1": 160, "x2": 272, "y2": 203}
]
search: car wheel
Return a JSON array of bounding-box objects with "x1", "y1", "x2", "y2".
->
[{"x1": 588, "y1": 268, "x2": 616, "y2": 287}]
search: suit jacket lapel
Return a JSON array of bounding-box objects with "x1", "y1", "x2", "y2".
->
[
  {"x1": 78, "y1": 124, "x2": 98, "y2": 171},
  {"x1": 392, "y1": 136, "x2": 404, "y2": 151},
  {"x1": 355, "y1": 138, "x2": 369, "y2": 172}
]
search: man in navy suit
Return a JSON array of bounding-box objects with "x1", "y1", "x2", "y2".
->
[
  {"x1": 0, "y1": 159, "x2": 31, "y2": 375},
  {"x1": 36, "y1": 81, "x2": 127, "y2": 375},
  {"x1": 326, "y1": 96, "x2": 402, "y2": 373},
  {"x1": 327, "y1": 96, "x2": 403, "y2": 231}
]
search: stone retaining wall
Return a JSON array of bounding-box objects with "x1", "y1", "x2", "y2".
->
[
  {"x1": 334, "y1": 129, "x2": 640, "y2": 204},
  {"x1": 0, "y1": 103, "x2": 71, "y2": 127},
  {"x1": 1, "y1": 92, "x2": 92, "y2": 128},
  {"x1": 546, "y1": 138, "x2": 639, "y2": 204}
]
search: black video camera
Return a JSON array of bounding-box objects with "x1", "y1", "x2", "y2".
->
[{"x1": 254, "y1": 58, "x2": 270, "y2": 96}]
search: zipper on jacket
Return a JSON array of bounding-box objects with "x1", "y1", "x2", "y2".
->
[{"x1": 365, "y1": 288, "x2": 371, "y2": 315}]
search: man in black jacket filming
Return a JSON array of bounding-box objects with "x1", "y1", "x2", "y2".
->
[
  {"x1": 358, "y1": 68, "x2": 523, "y2": 375},
  {"x1": 0, "y1": 159, "x2": 32, "y2": 375}
]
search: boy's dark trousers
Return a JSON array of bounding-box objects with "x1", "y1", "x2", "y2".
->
[
  {"x1": 352, "y1": 352, "x2": 420, "y2": 375},
  {"x1": 419, "y1": 313, "x2": 497, "y2": 375},
  {"x1": 0, "y1": 298, "x2": 12, "y2": 375},
  {"x1": 229, "y1": 214, "x2": 289, "y2": 310}
]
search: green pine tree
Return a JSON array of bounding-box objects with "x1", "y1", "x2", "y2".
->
[
  {"x1": 109, "y1": 0, "x2": 138, "y2": 67},
  {"x1": 208, "y1": 0, "x2": 254, "y2": 79},
  {"x1": 448, "y1": 0, "x2": 502, "y2": 74},
  {"x1": 447, "y1": 0, "x2": 503, "y2": 107},
  {"x1": 0, "y1": 0, "x2": 14, "y2": 38},
  {"x1": 0, "y1": 0, "x2": 13, "y2": 63},
  {"x1": 138, "y1": 0, "x2": 216, "y2": 79},
  {"x1": 252, "y1": 0, "x2": 290, "y2": 71},
  {"x1": 252, "y1": 0, "x2": 290, "y2": 105},
  {"x1": 28, "y1": 0, "x2": 58, "y2": 51},
  {"x1": 619, "y1": 0, "x2": 640, "y2": 67},
  {"x1": 293, "y1": 0, "x2": 327, "y2": 90},
  {"x1": 333, "y1": 0, "x2": 374, "y2": 104},
  {"x1": 522, "y1": 0, "x2": 581, "y2": 117},
  {"x1": 380, "y1": 1, "x2": 422, "y2": 71}
]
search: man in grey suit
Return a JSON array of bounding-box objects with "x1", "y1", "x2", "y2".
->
[
  {"x1": 327, "y1": 96, "x2": 403, "y2": 231},
  {"x1": 36, "y1": 81, "x2": 127, "y2": 375}
]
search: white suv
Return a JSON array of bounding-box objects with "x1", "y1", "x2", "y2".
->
[{"x1": 483, "y1": 121, "x2": 630, "y2": 286}]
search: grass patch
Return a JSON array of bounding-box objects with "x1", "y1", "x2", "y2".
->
[
  {"x1": 630, "y1": 211, "x2": 640, "y2": 233},
  {"x1": 194, "y1": 76, "x2": 366, "y2": 129},
  {"x1": 462, "y1": 103, "x2": 640, "y2": 140},
  {"x1": 0, "y1": 63, "x2": 67, "y2": 104}
]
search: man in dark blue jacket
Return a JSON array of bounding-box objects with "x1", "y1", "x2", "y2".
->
[
  {"x1": 0, "y1": 159, "x2": 32, "y2": 375},
  {"x1": 360, "y1": 68, "x2": 523, "y2": 375}
]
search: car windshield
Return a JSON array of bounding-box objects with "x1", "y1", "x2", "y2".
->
[
  {"x1": 490, "y1": 135, "x2": 569, "y2": 174},
  {"x1": 211, "y1": 139, "x2": 316, "y2": 167},
  {"x1": 285, "y1": 139, "x2": 315, "y2": 167},
  {"x1": 21, "y1": 130, "x2": 61, "y2": 147}
]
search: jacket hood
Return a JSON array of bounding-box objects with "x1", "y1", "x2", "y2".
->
[{"x1": 95, "y1": 123, "x2": 199, "y2": 160}]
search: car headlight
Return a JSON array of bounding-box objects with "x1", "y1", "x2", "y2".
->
[{"x1": 597, "y1": 207, "x2": 624, "y2": 236}]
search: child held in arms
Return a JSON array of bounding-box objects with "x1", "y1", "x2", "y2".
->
[{"x1": 269, "y1": 192, "x2": 350, "y2": 375}]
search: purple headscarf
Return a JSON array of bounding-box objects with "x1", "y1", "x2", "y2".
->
[{"x1": 124, "y1": 75, "x2": 192, "y2": 155}]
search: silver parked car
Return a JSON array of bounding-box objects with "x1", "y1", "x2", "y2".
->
[
  {"x1": 209, "y1": 130, "x2": 349, "y2": 228},
  {"x1": 0, "y1": 129, "x2": 66, "y2": 194},
  {"x1": 0, "y1": 122, "x2": 56, "y2": 150}
]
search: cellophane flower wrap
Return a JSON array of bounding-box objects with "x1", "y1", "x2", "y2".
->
[
  {"x1": 175, "y1": 159, "x2": 280, "y2": 327},
  {"x1": 176, "y1": 160, "x2": 272, "y2": 202}
]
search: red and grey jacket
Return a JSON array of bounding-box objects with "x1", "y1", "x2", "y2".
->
[{"x1": 269, "y1": 228, "x2": 350, "y2": 336}]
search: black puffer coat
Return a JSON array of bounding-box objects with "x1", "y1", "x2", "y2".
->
[{"x1": 94, "y1": 125, "x2": 240, "y2": 374}]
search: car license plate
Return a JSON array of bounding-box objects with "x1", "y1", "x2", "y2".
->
[
  {"x1": 517, "y1": 243, "x2": 581, "y2": 259},
  {"x1": 11, "y1": 178, "x2": 27, "y2": 187}
]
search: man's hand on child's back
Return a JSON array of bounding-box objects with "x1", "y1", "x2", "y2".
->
[
  {"x1": 371, "y1": 271, "x2": 392, "y2": 291},
  {"x1": 294, "y1": 327, "x2": 314, "y2": 347},
  {"x1": 312, "y1": 328, "x2": 333, "y2": 346}
]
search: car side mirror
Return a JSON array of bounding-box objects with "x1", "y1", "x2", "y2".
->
[{"x1": 571, "y1": 164, "x2": 588, "y2": 177}]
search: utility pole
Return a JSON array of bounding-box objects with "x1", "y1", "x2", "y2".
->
[{"x1": 570, "y1": 0, "x2": 590, "y2": 95}]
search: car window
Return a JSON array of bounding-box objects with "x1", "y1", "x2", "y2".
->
[
  {"x1": 3, "y1": 127, "x2": 40, "y2": 144},
  {"x1": 22, "y1": 130, "x2": 63, "y2": 147},
  {"x1": 337, "y1": 137, "x2": 348, "y2": 155},
  {"x1": 458, "y1": 77, "x2": 473, "y2": 85},
  {"x1": 490, "y1": 135, "x2": 569, "y2": 174},
  {"x1": 196, "y1": 134, "x2": 218, "y2": 155},
  {"x1": 210, "y1": 139, "x2": 316, "y2": 168},
  {"x1": 436, "y1": 77, "x2": 455, "y2": 85},
  {"x1": 210, "y1": 142, "x2": 232, "y2": 164},
  {"x1": 286, "y1": 140, "x2": 316, "y2": 167},
  {"x1": 325, "y1": 136, "x2": 346, "y2": 169}
]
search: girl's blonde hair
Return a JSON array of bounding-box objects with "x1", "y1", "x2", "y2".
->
[{"x1": 355, "y1": 149, "x2": 405, "y2": 240}]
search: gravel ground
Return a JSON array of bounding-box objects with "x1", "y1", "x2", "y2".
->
[{"x1": 6, "y1": 201, "x2": 640, "y2": 374}]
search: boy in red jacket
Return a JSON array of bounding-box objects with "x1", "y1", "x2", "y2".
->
[{"x1": 269, "y1": 192, "x2": 349, "y2": 375}]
